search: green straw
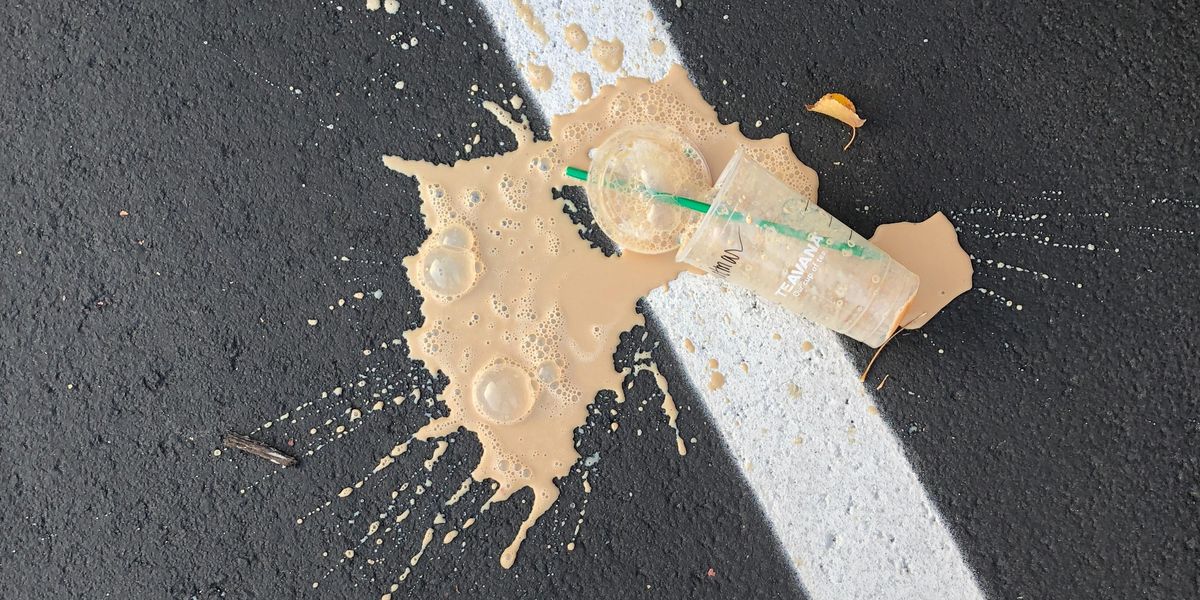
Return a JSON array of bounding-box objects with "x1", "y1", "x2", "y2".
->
[{"x1": 564, "y1": 166, "x2": 872, "y2": 258}]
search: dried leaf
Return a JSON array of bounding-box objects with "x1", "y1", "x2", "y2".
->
[
  {"x1": 806, "y1": 93, "x2": 866, "y2": 127},
  {"x1": 806, "y1": 93, "x2": 866, "y2": 150}
]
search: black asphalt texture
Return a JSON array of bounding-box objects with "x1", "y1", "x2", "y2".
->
[{"x1": 1, "y1": 1, "x2": 1196, "y2": 599}]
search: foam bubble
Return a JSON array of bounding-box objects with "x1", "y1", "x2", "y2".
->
[
  {"x1": 473, "y1": 361, "x2": 535, "y2": 424},
  {"x1": 421, "y1": 245, "x2": 478, "y2": 298}
]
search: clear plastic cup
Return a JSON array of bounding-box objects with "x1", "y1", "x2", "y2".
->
[{"x1": 677, "y1": 149, "x2": 919, "y2": 347}]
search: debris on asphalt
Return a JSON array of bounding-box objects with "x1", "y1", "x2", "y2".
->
[{"x1": 222, "y1": 432, "x2": 298, "y2": 467}]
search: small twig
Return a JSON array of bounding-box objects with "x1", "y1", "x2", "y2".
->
[
  {"x1": 875, "y1": 374, "x2": 890, "y2": 390},
  {"x1": 223, "y1": 433, "x2": 297, "y2": 467},
  {"x1": 860, "y1": 311, "x2": 927, "y2": 383}
]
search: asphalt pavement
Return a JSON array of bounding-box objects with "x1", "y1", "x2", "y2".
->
[{"x1": 1, "y1": 1, "x2": 1196, "y2": 598}]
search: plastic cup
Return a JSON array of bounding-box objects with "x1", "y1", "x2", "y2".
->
[{"x1": 677, "y1": 149, "x2": 919, "y2": 347}]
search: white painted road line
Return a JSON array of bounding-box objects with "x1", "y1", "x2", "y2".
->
[
  {"x1": 481, "y1": 1, "x2": 680, "y2": 117},
  {"x1": 479, "y1": 1, "x2": 986, "y2": 598}
]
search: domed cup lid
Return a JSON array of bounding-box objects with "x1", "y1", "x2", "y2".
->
[{"x1": 585, "y1": 125, "x2": 711, "y2": 254}]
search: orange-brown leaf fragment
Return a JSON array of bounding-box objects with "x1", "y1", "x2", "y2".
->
[{"x1": 806, "y1": 93, "x2": 866, "y2": 150}]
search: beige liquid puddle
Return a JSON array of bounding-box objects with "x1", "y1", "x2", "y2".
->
[
  {"x1": 569, "y1": 72, "x2": 593, "y2": 102},
  {"x1": 649, "y1": 39, "x2": 666, "y2": 56},
  {"x1": 590, "y1": 38, "x2": 625, "y2": 73},
  {"x1": 871, "y1": 212, "x2": 973, "y2": 329},
  {"x1": 382, "y1": 65, "x2": 824, "y2": 570},
  {"x1": 563, "y1": 23, "x2": 588, "y2": 52}
]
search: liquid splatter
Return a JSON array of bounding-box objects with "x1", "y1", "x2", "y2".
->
[
  {"x1": 707, "y1": 370, "x2": 726, "y2": 391},
  {"x1": 569, "y1": 71, "x2": 593, "y2": 102},
  {"x1": 524, "y1": 62, "x2": 554, "y2": 91},
  {"x1": 510, "y1": 0, "x2": 549, "y2": 44},
  {"x1": 934, "y1": 190, "x2": 1191, "y2": 319},
  {"x1": 563, "y1": 23, "x2": 589, "y2": 52},
  {"x1": 591, "y1": 38, "x2": 625, "y2": 73},
  {"x1": 380, "y1": 65, "x2": 818, "y2": 571}
]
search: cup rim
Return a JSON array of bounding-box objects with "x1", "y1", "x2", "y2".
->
[{"x1": 676, "y1": 147, "x2": 750, "y2": 266}]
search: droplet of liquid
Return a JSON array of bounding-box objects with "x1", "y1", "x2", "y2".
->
[{"x1": 474, "y1": 362, "x2": 535, "y2": 424}]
